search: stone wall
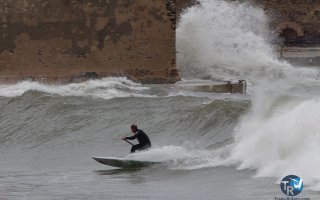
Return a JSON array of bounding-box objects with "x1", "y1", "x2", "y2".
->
[
  {"x1": 3, "y1": 0, "x2": 317, "y2": 84},
  {"x1": 248, "y1": 0, "x2": 320, "y2": 46},
  {"x1": 175, "y1": 0, "x2": 197, "y2": 21},
  {"x1": 0, "y1": 0, "x2": 179, "y2": 83}
]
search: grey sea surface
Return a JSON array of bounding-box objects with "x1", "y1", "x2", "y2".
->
[{"x1": 0, "y1": 83, "x2": 319, "y2": 200}]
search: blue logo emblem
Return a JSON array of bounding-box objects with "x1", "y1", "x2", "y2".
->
[{"x1": 280, "y1": 175, "x2": 304, "y2": 196}]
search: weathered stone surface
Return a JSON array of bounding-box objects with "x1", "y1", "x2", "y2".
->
[
  {"x1": 175, "y1": 0, "x2": 197, "y2": 21},
  {"x1": 246, "y1": 0, "x2": 320, "y2": 46},
  {"x1": 3, "y1": 0, "x2": 317, "y2": 84},
  {"x1": 176, "y1": 80, "x2": 246, "y2": 94},
  {"x1": 0, "y1": 0, "x2": 179, "y2": 83},
  {"x1": 279, "y1": 47, "x2": 320, "y2": 66}
]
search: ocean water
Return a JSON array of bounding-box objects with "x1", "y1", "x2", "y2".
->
[{"x1": 1, "y1": 0, "x2": 320, "y2": 199}]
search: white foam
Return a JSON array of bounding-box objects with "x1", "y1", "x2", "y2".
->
[
  {"x1": 0, "y1": 77, "x2": 152, "y2": 99},
  {"x1": 177, "y1": 0, "x2": 320, "y2": 190},
  {"x1": 176, "y1": 0, "x2": 319, "y2": 83},
  {"x1": 228, "y1": 89, "x2": 320, "y2": 190},
  {"x1": 125, "y1": 145, "x2": 230, "y2": 170}
]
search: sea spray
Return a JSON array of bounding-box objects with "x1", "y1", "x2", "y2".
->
[
  {"x1": 176, "y1": 0, "x2": 304, "y2": 82},
  {"x1": 177, "y1": 0, "x2": 320, "y2": 190},
  {"x1": 230, "y1": 84, "x2": 320, "y2": 190},
  {"x1": 125, "y1": 145, "x2": 229, "y2": 170},
  {"x1": 0, "y1": 77, "x2": 151, "y2": 99}
]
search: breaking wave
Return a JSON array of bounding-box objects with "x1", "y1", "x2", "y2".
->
[
  {"x1": 177, "y1": 0, "x2": 320, "y2": 191},
  {"x1": 0, "y1": 77, "x2": 151, "y2": 99},
  {"x1": 1, "y1": 0, "x2": 320, "y2": 193}
]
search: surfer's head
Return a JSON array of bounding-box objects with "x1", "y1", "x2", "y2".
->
[{"x1": 131, "y1": 124, "x2": 138, "y2": 133}]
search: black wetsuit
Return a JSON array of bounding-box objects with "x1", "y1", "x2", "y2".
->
[{"x1": 125, "y1": 129, "x2": 151, "y2": 153}]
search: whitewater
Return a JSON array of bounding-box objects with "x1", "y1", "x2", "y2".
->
[{"x1": 1, "y1": 0, "x2": 320, "y2": 199}]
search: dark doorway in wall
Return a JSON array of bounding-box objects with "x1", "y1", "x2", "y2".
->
[{"x1": 280, "y1": 28, "x2": 298, "y2": 44}]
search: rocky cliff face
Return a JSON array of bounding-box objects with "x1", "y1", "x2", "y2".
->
[{"x1": 0, "y1": 0, "x2": 179, "y2": 83}]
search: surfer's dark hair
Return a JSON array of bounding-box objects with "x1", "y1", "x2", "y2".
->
[{"x1": 131, "y1": 124, "x2": 138, "y2": 129}]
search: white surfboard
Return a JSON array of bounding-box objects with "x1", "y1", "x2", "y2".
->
[{"x1": 92, "y1": 156, "x2": 160, "y2": 168}]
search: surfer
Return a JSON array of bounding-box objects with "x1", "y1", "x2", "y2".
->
[{"x1": 122, "y1": 124, "x2": 151, "y2": 153}]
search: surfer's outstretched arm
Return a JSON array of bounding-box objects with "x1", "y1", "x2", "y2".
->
[{"x1": 124, "y1": 134, "x2": 137, "y2": 140}]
